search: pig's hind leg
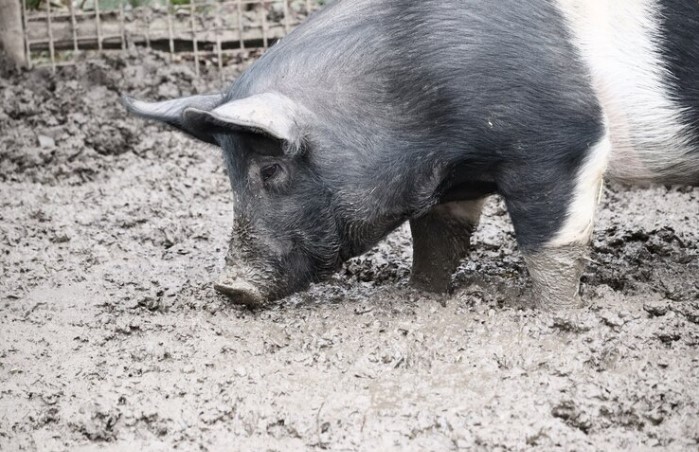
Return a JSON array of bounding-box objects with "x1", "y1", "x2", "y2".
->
[
  {"x1": 409, "y1": 199, "x2": 485, "y2": 293},
  {"x1": 502, "y1": 135, "x2": 611, "y2": 310}
]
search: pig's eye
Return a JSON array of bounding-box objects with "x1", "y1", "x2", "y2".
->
[{"x1": 260, "y1": 163, "x2": 282, "y2": 183}]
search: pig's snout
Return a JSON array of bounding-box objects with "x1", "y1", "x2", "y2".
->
[{"x1": 214, "y1": 275, "x2": 265, "y2": 308}]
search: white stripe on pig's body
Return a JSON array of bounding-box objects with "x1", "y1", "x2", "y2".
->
[
  {"x1": 556, "y1": 0, "x2": 698, "y2": 185},
  {"x1": 548, "y1": 132, "x2": 611, "y2": 247}
]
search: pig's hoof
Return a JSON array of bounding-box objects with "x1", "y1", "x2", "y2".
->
[
  {"x1": 214, "y1": 281, "x2": 265, "y2": 308},
  {"x1": 410, "y1": 274, "x2": 451, "y2": 294}
]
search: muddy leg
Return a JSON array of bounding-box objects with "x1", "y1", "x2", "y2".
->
[
  {"x1": 501, "y1": 136, "x2": 609, "y2": 310},
  {"x1": 410, "y1": 199, "x2": 485, "y2": 292},
  {"x1": 522, "y1": 244, "x2": 589, "y2": 309}
]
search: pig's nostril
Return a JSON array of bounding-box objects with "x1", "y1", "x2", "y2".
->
[{"x1": 214, "y1": 280, "x2": 264, "y2": 307}]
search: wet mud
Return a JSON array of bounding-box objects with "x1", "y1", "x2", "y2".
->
[{"x1": 1, "y1": 50, "x2": 698, "y2": 451}]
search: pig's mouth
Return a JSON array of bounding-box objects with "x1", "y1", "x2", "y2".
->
[
  {"x1": 214, "y1": 222, "x2": 345, "y2": 307},
  {"x1": 214, "y1": 249, "x2": 343, "y2": 308}
]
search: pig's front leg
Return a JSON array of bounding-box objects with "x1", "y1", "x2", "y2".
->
[
  {"x1": 522, "y1": 244, "x2": 589, "y2": 309},
  {"x1": 409, "y1": 199, "x2": 485, "y2": 293},
  {"x1": 501, "y1": 136, "x2": 610, "y2": 310}
]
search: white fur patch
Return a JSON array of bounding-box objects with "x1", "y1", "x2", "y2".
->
[
  {"x1": 548, "y1": 133, "x2": 611, "y2": 248},
  {"x1": 555, "y1": 0, "x2": 697, "y2": 184}
]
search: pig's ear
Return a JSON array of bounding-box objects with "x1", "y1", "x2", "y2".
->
[
  {"x1": 121, "y1": 93, "x2": 225, "y2": 145},
  {"x1": 182, "y1": 92, "x2": 304, "y2": 153}
]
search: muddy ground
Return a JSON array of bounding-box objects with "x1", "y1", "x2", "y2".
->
[{"x1": 0, "y1": 49, "x2": 697, "y2": 451}]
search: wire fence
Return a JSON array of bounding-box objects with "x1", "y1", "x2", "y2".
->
[{"x1": 20, "y1": 0, "x2": 324, "y2": 75}]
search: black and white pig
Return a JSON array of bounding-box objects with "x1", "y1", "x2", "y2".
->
[{"x1": 123, "y1": 0, "x2": 699, "y2": 309}]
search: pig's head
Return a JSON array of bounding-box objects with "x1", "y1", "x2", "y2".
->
[{"x1": 122, "y1": 91, "x2": 382, "y2": 307}]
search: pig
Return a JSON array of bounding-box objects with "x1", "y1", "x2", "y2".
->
[{"x1": 122, "y1": 0, "x2": 699, "y2": 309}]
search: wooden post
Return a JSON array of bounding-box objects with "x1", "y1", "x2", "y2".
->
[{"x1": 0, "y1": 0, "x2": 27, "y2": 67}]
